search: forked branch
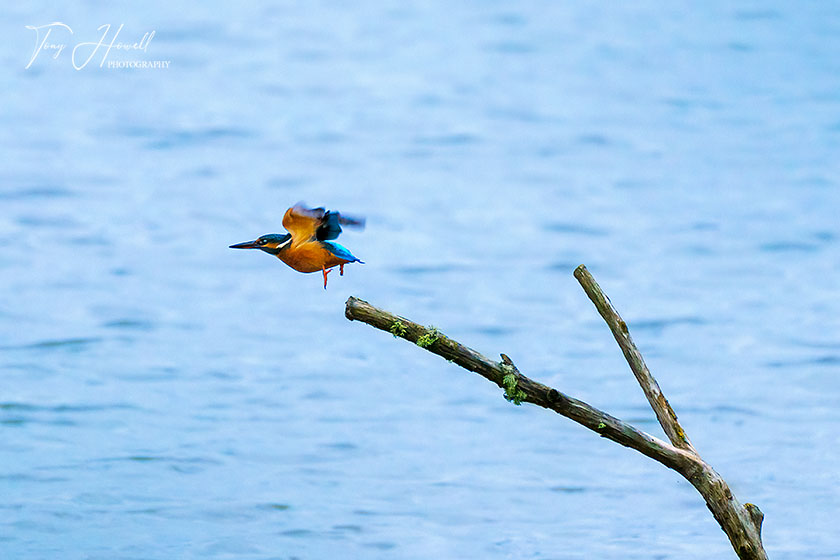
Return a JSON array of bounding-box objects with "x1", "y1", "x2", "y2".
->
[{"x1": 344, "y1": 265, "x2": 767, "y2": 559}]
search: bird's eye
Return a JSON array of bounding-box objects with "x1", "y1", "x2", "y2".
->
[{"x1": 258, "y1": 239, "x2": 266, "y2": 245}]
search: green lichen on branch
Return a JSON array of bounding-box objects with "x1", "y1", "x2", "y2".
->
[
  {"x1": 389, "y1": 320, "x2": 408, "y2": 338},
  {"x1": 502, "y1": 373, "x2": 527, "y2": 405},
  {"x1": 416, "y1": 326, "x2": 441, "y2": 348}
]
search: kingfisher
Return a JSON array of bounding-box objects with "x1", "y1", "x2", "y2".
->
[{"x1": 230, "y1": 202, "x2": 365, "y2": 289}]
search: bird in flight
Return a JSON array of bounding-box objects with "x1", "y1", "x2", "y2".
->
[{"x1": 230, "y1": 202, "x2": 365, "y2": 289}]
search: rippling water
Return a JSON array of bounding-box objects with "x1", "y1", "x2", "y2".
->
[{"x1": 2, "y1": 2, "x2": 839, "y2": 558}]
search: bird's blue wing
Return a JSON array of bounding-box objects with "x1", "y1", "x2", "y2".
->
[
  {"x1": 316, "y1": 210, "x2": 366, "y2": 241},
  {"x1": 316, "y1": 211, "x2": 343, "y2": 240},
  {"x1": 322, "y1": 241, "x2": 363, "y2": 263}
]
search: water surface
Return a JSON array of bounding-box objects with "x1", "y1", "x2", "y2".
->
[{"x1": 2, "y1": 2, "x2": 839, "y2": 558}]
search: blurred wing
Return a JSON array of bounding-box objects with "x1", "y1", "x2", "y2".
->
[
  {"x1": 283, "y1": 202, "x2": 366, "y2": 242},
  {"x1": 282, "y1": 202, "x2": 325, "y2": 242},
  {"x1": 338, "y1": 213, "x2": 366, "y2": 229},
  {"x1": 316, "y1": 211, "x2": 366, "y2": 241}
]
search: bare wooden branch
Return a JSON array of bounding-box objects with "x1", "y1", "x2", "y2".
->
[
  {"x1": 345, "y1": 297, "x2": 696, "y2": 473},
  {"x1": 570, "y1": 265, "x2": 765, "y2": 558},
  {"x1": 574, "y1": 265, "x2": 695, "y2": 453},
  {"x1": 344, "y1": 267, "x2": 767, "y2": 559}
]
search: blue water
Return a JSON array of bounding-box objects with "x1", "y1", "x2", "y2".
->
[{"x1": 3, "y1": 2, "x2": 840, "y2": 558}]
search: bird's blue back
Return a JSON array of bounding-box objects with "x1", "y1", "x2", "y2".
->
[{"x1": 322, "y1": 241, "x2": 362, "y2": 263}]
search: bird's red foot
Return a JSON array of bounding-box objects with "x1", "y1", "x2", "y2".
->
[
  {"x1": 339, "y1": 264, "x2": 345, "y2": 276},
  {"x1": 322, "y1": 266, "x2": 332, "y2": 289}
]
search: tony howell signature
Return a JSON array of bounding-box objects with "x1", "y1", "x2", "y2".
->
[{"x1": 25, "y1": 22, "x2": 165, "y2": 70}]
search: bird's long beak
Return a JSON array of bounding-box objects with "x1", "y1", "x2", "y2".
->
[{"x1": 229, "y1": 239, "x2": 260, "y2": 249}]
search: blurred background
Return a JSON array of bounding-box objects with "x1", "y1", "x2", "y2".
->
[{"x1": 2, "y1": 2, "x2": 839, "y2": 558}]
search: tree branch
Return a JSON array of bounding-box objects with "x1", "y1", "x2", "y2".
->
[
  {"x1": 344, "y1": 267, "x2": 767, "y2": 559},
  {"x1": 574, "y1": 265, "x2": 696, "y2": 453},
  {"x1": 345, "y1": 296, "x2": 696, "y2": 473}
]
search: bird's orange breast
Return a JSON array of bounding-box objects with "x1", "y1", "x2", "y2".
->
[{"x1": 277, "y1": 242, "x2": 349, "y2": 273}]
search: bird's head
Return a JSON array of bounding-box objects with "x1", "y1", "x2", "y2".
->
[{"x1": 229, "y1": 233, "x2": 292, "y2": 254}]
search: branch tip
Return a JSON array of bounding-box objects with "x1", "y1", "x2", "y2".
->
[{"x1": 744, "y1": 503, "x2": 764, "y2": 535}]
